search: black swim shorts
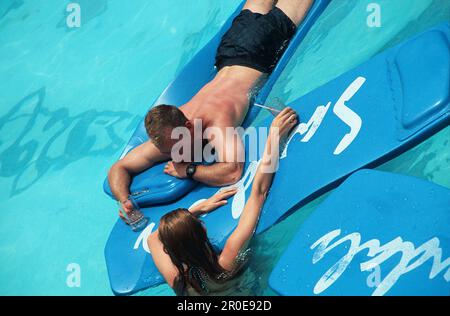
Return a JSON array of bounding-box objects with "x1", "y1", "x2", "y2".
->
[{"x1": 215, "y1": 7, "x2": 297, "y2": 74}]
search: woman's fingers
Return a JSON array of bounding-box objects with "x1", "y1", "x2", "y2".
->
[
  {"x1": 286, "y1": 114, "x2": 298, "y2": 126},
  {"x1": 272, "y1": 110, "x2": 298, "y2": 138},
  {"x1": 278, "y1": 108, "x2": 297, "y2": 127},
  {"x1": 209, "y1": 188, "x2": 238, "y2": 205},
  {"x1": 278, "y1": 107, "x2": 294, "y2": 120},
  {"x1": 280, "y1": 113, "x2": 297, "y2": 128},
  {"x1": 274, "y1": 107, "x2": 290, "y2": 121},
  {"x1": 217, "y1": 187, "x2": 238, "y2": 200},
  {"x1": 215, "y1": 200, "x2": 228, "y2": 207},
  {"x1": 278, "y1": 107, "x2": 291, "y2": 116}
]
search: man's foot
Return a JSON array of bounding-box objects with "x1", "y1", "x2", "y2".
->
[
  {"x1": 276, "y1": 0, "x2": 313, "y2": 26},
  {"x1": 243, "y1": 0, "x2": 275, "y2": 15}
]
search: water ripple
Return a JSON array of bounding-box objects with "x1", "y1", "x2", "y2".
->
[{"x1": 0, "y1": 87, "x2": 141, "y2": 197}]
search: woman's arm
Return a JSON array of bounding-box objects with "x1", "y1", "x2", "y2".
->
[{"x1": 219, "y1": 108, "x2": 298, "y2": 271}]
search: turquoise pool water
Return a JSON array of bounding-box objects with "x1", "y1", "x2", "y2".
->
[{"x1": 0, "y1": 0, "x2": 448, "y2": 296}]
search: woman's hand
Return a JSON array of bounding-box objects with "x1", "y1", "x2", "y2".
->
[
  {"x1": 269, "y1": 107, "x2": 298, "y2": 141},
  {"x1": 189, "y1": 187, "x2": 238, "y2": 216}
]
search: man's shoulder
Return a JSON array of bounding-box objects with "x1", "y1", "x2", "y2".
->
[{"x1": 137, "y1": 140, "x2": 170, "y2": 160}]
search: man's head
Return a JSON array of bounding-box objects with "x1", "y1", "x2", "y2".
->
[{"x1": 145, "y1": 104, "x2": 191, "y2": 154}]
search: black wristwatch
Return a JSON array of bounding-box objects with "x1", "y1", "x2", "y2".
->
[{"x1": 186, "y1": 163, "x2": 197, "y2": 179}]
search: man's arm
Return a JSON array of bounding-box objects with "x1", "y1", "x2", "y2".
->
[
  {"x1": 108, "y1": 141, "x2": 170, "y2": 203},
  {"x1": 193, "y1": 161, "x2": 243, "y2": 187}
]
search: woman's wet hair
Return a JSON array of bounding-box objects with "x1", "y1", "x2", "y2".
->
[{"x1": 158, "y1": 208, "x2": 227, "y2": 295}]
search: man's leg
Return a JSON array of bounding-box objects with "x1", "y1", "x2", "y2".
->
[
  {"x1": 243, "y1": 0, "x2": 275, "y2": 15},
  {"x1": 276, "y1": 0, "x2": 313, "y2": 26}
]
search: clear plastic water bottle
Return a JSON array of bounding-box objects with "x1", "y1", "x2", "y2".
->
[{"x1": 118, "y1": 195, "x2": 149, "y2": 232}]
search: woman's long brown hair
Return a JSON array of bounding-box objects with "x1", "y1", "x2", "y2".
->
[{"x1": 158, "y1": 208, "x2": 227, "y2": 295}]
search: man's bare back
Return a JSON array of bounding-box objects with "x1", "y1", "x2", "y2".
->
[
  {"x1": 181, "y1": 0, "x2": 314, "y2": 132},
  {"x1": 181, "y1": 65, "x2": 264, "y2": 131}
]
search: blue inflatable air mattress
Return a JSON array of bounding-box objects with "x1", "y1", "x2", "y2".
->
[
  {"x1": 269, "y1": 169, "x2": 450, "y2": 296},
  {"x1": 105, "y1": 21, "x2": 449, "y2": 295},
  {"x1": 256, "y1": 22, "x2": 450, "y2": 233},
  {"x1": 104, "y1": 0, "x2": 331, "y2": 295}
]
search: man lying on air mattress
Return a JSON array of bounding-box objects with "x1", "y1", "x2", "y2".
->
[{"x1": 107, "y1": 0, "x2": 312, "y2": 219}]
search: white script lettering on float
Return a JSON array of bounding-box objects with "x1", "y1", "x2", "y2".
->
[
  {"x1": 134, "y1": 222, "x2": 156, "y2": 254},
  {"x1": 228, "y1": 77, "x2": 365, "y2": 218},
  {"x1": 310, "y1": 229, "x2": 450, "y2": 296}
]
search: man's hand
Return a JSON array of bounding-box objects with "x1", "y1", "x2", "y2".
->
[
  {"x1": 164, "y1": 161, "x2": 189, "y2": 179},
  {"x1": 118, "y1": 199, "x2": 134, "y2": 223},
  {"x1": 108, "y1": 140, "x2": 170, "y2": 212}
]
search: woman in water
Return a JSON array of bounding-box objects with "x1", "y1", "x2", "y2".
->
[{"x1": 147, "y1": 107, "x2": 298, "y2": 295}]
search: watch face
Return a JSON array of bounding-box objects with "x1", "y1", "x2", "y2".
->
[{"x1": 187, "y1": 164, "x2": 196, "y2": 177}]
